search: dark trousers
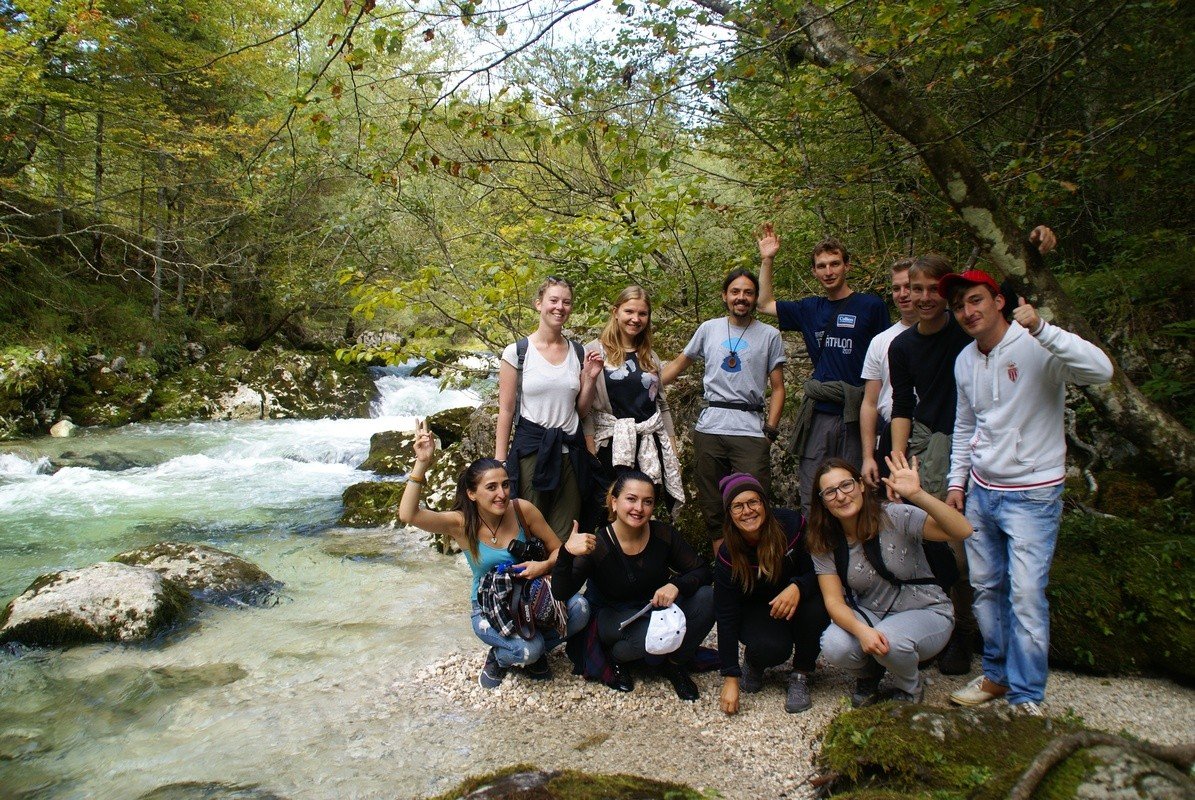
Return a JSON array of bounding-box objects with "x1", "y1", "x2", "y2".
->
[
  {"x1": 597, "y1": 585, "x2": 715, "y2": 664},
  {"x1": 739, "y1": 589, "x2": 830, "y2": 673},
  {"x1": 692, "y1": 431, "x2": 771, "y2": 540}
]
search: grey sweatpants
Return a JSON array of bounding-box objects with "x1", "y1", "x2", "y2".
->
[
  {"x1": 798, "y1": 411, "x2": 862, "y2": 515},
  {"x1": 820, "y1": 607, "x2": 953, "y2": 693}
]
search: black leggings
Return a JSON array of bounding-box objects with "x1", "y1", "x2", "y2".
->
[
  {"x1": 597, "y1": 585, "x2": 715, "y2": 664},
  {"x1": 739, "y1": 589, "x2": 829, "y2": 673}
]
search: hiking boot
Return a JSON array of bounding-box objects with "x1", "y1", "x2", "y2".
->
[
  {"x1": 740, "y1": 659, "x2": 764, "y2": 694},
  {"x1": 785, "y1": 671, "x2": 812, "y2": 714},
  {"x1": 888, "y1": 677, "x2": 924, "y2": 704},
  {"x1": 607, "y1": 662, "x2": 634, "y2": 693},
  {"x1": 1009, "y1": 700, "x2": 1047, "y2": 718},
  {"x1": 478, "y1": 647, "x2": 507, "y2": 690},
  {"x1": 949, "y1": 675, "x2": 1008, "y2": 707},
  {"x1": 851, "y1": 660, "x2": 885, "y2": 708},
  {"x1": 661, "y1": 661, "x2": 699, "y2": 701},
  {"x1": 525, "y1": 653, "x2": 552, "y2": 681},
  {"x1": 936, "y1": 631, "x2": 973, "y2": 676}
]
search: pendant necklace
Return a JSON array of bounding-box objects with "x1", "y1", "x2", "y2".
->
[
  {"x1": 724, "y1": 318, "x2": 751, "y2": 370},
  {"x1": 480, "y1": 514, "x2": 501, "y2": 544}
]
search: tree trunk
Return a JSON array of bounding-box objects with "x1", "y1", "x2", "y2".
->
[
  {"x1": 93, "y1": 109, "x2": 104, "y2": 273},
  {"x1": 154, "y1": 152, "x2": 167, "y2": 322},
  {"x1": 55, "y1": 107, "x2": 66, "y2": 237}
]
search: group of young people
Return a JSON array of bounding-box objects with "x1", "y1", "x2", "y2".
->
[{"x1": 398, "y1": 226, "x2": 1113, "y2": 718}]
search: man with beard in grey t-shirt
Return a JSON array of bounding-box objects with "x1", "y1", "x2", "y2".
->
[{"x1": 662, "y1": 269, "x2": 787, "y2": 552}]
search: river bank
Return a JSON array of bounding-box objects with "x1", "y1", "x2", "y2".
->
[{"x1": 402, "y1": 646, "x2": 1195, "y2": 799}]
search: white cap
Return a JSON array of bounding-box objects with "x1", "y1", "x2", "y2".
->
[{"x1": 644, "y1": 605, "x2": 687, "y2": 655}]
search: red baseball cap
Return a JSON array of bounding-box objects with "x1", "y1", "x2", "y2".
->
[{"x1": 939, "y1": 269, "x2": 1001, "y2": 299}]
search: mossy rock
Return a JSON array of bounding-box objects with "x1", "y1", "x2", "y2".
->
[
  {"x1": 1047, "y1": 506, "x2": 1195, "y2": 679},
  {"x1": 424, "y1": 764, "x2": 707, "y2": 800},
  {"x1": 819, "y1": 704, "x2": 1083, "y2": 799},
  {"x1": 1094, "y1": 471, "x2": 1159, "y2": 516},
  {"x1": 110, "y1": 541, "x2": 281, "y2": 607},
  {"x1": 426, "y1": 405, "x2": 472, "y2": 448},
  {"x1": 338, "y1": 481, "x2": 406, "y2": 527},
  {"x1": 0, "y1": 562, "x2": 191, "y2": 646},
  {"x1": 358, "y1": 430, "x2": 416, "y2": 475},
  {"x1": 1047, "y1": 549, "x2": 1148, "y2": 674}
]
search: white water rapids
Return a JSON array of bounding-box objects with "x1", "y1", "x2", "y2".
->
[{"x1": 0, "y1": 366, "x2": 498, "y2": 799}]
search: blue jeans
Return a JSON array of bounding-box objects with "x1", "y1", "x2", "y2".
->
[
  {"x1": 471, "y1": 594, "x2": 590, "y2": 668},
  {"x1": 964, "y1": 482, "x2": 1063, "y2": 704}
]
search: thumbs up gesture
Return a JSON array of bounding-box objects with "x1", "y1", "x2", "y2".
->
[
  {"x1": 564, "y1": 520, "x2": 597, "y2": 557},
  {"x1": 1012, "y1": 297, "x2": 1042, "y2": 334}
]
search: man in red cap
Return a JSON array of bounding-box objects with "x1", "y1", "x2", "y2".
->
[{"x1": 941, "y1": 266, "x2": 1112, "y2": 716}]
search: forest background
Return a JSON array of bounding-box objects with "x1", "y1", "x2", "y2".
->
[{"x1": 1, "y1": 0, "x2": 1191, "y2": 477}]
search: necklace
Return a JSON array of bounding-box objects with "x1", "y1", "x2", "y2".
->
[
  {"x1": 479, "y1": 513, "x2": 501, "y2": 544},
  {"x1": 723, "y1": 318, "x2": 751, "y2": 371}
]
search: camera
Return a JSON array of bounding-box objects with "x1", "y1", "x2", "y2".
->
[{"x1": 507, "y1": 537, "x2": 547, "y2": 562}]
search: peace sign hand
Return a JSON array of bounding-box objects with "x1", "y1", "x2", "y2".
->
[
  {"x1": 881, "y1": 451, "x2": 923, "y2": 501},
  {"x1": 412, "y1": 418, "x2": 437, "y2": 466}
]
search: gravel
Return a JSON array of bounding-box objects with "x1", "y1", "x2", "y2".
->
[{"x1": 397, "y1": 643, "x2": 1195, "y2": 800}]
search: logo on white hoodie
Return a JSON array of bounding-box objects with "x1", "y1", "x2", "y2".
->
[{"x1": 1007, "y1": 362, "x2": 1019, "y2": 383}]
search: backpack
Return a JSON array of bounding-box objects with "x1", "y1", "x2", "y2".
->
[{"x1": 512, "y1": 336, "x2": 586, "y2": 430}]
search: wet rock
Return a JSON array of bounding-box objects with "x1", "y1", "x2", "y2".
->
[
  {"x1": 110, "y1": 542, "x2": 280, "y2": 606},
  {"x1": 0, "y1": 562, "x2": 191, "y2": 646},
  {"x1": 358, "y1": 430, "x2": 415, "y2": 476},
  {"x1": 338, "y1": 481, "x2": 405, "y2": 527},
  {"x1": 218, "y1": 385, "x2": 265, "y2": 420},
  {"x1": 137, "y1": 782, "x2": 288, "y2": 800},
  {"x1": 49, "y1": 419, "x2": 75, "y2": 437},
  {"x1": 321, "y1": 528, "x2": 406, "y2": 561},
  {"x1": 1047, "y1": 743, "x2": 1194, "y2": 799},
  {"x1": 51, "y1": 450, "x2": 150, "y2": 472}
]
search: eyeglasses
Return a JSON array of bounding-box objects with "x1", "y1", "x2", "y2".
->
[
  {"x1": 818, "y1": 478, "x2": 858, "y2": 501},
  {"x1": 729, "y1": 498, "x2": 763, "y2": 515}
]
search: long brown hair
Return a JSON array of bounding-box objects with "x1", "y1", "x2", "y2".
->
[
  {"x1": 805, "y1": 458, "x2": 889, "y2": 556},
  {"x1": 451, "y1": 458, "x2": 506, "y2": 560},
  {"x1": 721, "y1": 492, "x2": 786, "y2": 593},
  {"x1": 597, "y1": 285, "x2": 657, "y2": 372}
]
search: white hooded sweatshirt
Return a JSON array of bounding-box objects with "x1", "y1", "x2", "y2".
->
[{"x1": 948, "y1": 320, "x2": 1113, "y2": 492}]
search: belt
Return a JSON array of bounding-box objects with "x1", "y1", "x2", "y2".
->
[{"x1": 707, "y1": 400, "x2": 764, "y2": 413}]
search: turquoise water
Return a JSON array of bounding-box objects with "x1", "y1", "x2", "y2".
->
[{"x1": 0, "y1": 371, "x2": 486, "y2": 799}]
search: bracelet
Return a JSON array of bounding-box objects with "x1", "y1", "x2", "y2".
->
[{"x1": 407, "y1": 475, "x2": 426, "y2": 485}]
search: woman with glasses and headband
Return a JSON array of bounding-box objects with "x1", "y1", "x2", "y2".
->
[
  {"x1": 715, "y1": 473, "x2": 829, "y2": 716},
  {"x1": 496, "y1": 275, "x2": 605, "y2": 540},
  {"x1": 582, "y1": 285, "x2": 684, "y2": 512},
  {"x1": 805, "y1": 454, "x2": 971, "y2": 705}
]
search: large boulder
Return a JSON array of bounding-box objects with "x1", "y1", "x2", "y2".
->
[
  {"x1": 818, "y1": 704, "x2": 1193, "y2": 799},
  {"x1": 0, "y1": 562, "x2": 191, "y2": 646},
  {"x1": 339, "y1": 481, "x2": 407, "y2": 527},
  {"x1": 217, "y1": 385, "x2": 265, "y2": 420},
  {"x1": 110, "y1": 542, "x2": 280, "y2": 606},
  {"x1": 358, "y1": 430, "x2": 416, "y2": 475}
]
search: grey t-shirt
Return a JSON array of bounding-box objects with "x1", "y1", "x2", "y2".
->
[
  {"x1": 812, "y1": 503, "x2": 952, "y2": 618},
  {"x1": 681, "y1": 316, "x2": 786, "y2": 437}
]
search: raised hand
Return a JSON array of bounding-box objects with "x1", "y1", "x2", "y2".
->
[
  {"x1": 582, "y1": 349, "x2": 605, "y2": 382},
  {"x1": 757, "y1": 222, "x2": 780, "y2": 261},
  {"x1": 881, "y1": 451, "x2": 922, "y2": 501},
  {"x1": 1012, "y1": 297, "x2": 1042, "y2": 333},
  {"x1": 564, "y1": 520, "x2": 597, "y2": 557},
  {"x1": 412, "y1": 419, "x2": 437, "y2": 466}
]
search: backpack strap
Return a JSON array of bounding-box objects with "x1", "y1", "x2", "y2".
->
[
  {"x1": 861, "y1": 534, "x2": 938, "y2": 588},
  {"x1": 834, "y1": 534, "x2": 873, "y2": 626}
]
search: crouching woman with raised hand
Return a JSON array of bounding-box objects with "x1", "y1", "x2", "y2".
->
[
  {"x1": 805, "y1": 453, "x2": 971, "y2": 705},
  {"x1": 399, "y1": 421, "x2": 590, "y2": 690}
]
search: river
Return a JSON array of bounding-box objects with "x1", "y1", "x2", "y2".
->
[{"x1": 0, "y1": 366, "x2": 492, "y2": 799}]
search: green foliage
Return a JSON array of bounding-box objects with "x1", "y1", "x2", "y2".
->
[{"x1": 1048, "y1": 494, "x2": 1195, "y2": 679}]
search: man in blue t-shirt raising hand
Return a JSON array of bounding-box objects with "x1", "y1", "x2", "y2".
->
[{"x1": 757, "y1": 223, "x2": 889, "y2": 513}]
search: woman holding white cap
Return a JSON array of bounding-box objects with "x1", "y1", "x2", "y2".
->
[{"x1": 552, "y1": 470, "x2": 713, "y2": 700}]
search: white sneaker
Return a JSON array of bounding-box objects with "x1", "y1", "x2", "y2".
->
[
  {"x1": 949, "y1": 675, "x2": 1008, "y2": 706},
  {"x1": 1009, "y1": 700, "x2": 1046, "y2": 717}
]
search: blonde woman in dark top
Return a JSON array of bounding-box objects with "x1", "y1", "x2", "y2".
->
[{"x1": 553, "y1": 471, "x2": 713, "y2": 700}]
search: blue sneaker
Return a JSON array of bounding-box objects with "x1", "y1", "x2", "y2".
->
[{"x1": 479, "y1": 648, "x2": 507, "y2": 689}]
